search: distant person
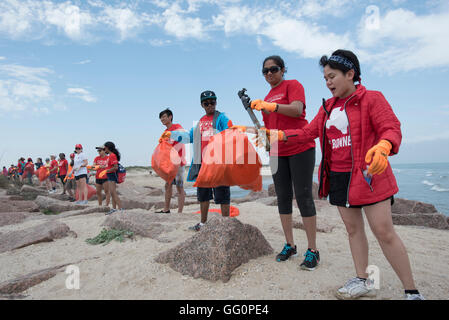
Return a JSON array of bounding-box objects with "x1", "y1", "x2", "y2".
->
[
  {"x1": 66, "y1": 153, "x2": 76, "y2": 201},
  {"x1": 2, "y1": 166, "x2": 7, "y2": 177},
  {"x1": 103, "y1": 141, "x2": 122, "y2": 214},
  {"x1": 160, "y1": 90, "x2": 232, "y2": 231},
  {"x1": 35, "y1": 158, "x2": 44, "y2": 186},
  {"x1": 73, "y1": 144, "x2": 89, "y2": 205},
  {"x1": 8, "y1": 165, "x2": 15, "y2": 180},
  {"x1": 93, "y1": 145, "x2": 110, "y2": 207},
  {"x1": 263, "y1": 49, "x2": 424, "y2": 300},
  {"x1": 17, "y1": 157, "x2": 25, "y2": 182},
  {"x1": 157, "y1": 108, "x2": 187, "y2": 214},
  {"x1": 58, "y1": 153, "x2": 68, "y2": 195},
  {"x1": 24, "y1": 158, "x2": 35, "y2": 184},
  {"x1": 44, "y1": 158, "x2": 52, "y2": 192},
  {"x1": 49, "y1": 155, "x2": 58, "y2": 193}
]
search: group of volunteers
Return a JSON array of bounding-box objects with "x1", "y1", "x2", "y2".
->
[
  {"x1": 6, "y1": 142, "x2": 123, "y2": 215},
  {"x1": 157, "y1": 49, "x2": 424, "y2": 300}
]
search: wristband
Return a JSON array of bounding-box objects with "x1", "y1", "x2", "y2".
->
[{"x1": 274, "y1": 104, "x2": 279, "y2": 112}]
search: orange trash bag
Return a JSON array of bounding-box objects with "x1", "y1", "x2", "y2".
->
[
  {"x1": 194, "y1": 129, "x2": 262, "y2": 192},
  {"x1": 38, "y1": 167, "x2": 49, "y2": 182},
  {"x1": 151, "y1": 140, "x2": 181, "y2": 183},
  {"x1": 194, "y1": 205, "x2": 240, "y2": 217},
  {"x1": 75, "y1": 184, "x2": 97, "y2": 201}
]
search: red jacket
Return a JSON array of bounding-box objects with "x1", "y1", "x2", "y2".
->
[{"x1": 284, "y1": 85, "x2": 402, "y2": 206}]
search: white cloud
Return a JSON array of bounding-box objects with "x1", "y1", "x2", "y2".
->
[
  {"x1": 0, "y1": 56, "x2": 6, "y2": 60},
  {"x1": 74, "y1": 59, "x2": 91, "y2": 65},
  {"x1": 67, "y1": 87, "x2": 97, "y2": 103}
]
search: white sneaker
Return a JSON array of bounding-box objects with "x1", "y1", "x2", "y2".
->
[
  {"x1": 335, "y1": 277, "x2": 377, "y2": 300},
  {"x1": 405, "y1": 293, "x2": 425, "y2": 300}
]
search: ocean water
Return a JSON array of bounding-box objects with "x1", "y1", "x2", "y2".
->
[{"x1": 185, "y1": 162, "x2": 449, "y2": 216}]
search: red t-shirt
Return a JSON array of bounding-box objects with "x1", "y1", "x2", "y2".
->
[
  {"x1": 263, "y1": 79, "x2": 315, "y2": 156},
  {"x1": 165, "y1": 123, "x2": 187, "y2": 167},
  {"x1": 94, "y1": 156, "x2": 109, "y2": 179},
  {"x1": 326, "y1": 96, "x2": 353, "y2": 172},
  {"x1": 199, "y1": 114, "x2": 214, "y2": 158},
  {"x1": 50, "y1": 160, "x2": 58, "y2": 174},
  {"x1": 106, "y1": 153, "x2": 118, "y2": 172},
  {"x1": 58, "y1": 159, "x2": 68, "y2": 176}
]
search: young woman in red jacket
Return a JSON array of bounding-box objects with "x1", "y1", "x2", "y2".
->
[{"x1": 259, "y1": 50, "x2": 423, "y2": 300}]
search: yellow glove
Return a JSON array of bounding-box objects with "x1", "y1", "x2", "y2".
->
[
  {"x1": 99, "y1": 170, "x2": 107, "y2": 179},
  {"x1": 230, "y1": 125, "x2": 247, "y2": 132},
  {"x1": 365, "y1": 140, "x2": 392, "y2": 175},
  {"x1": 159, "y1": 131, "x2": 172, "y2": 143},
  {"x1": 250, "y1": 99, "x2": 277, "y2": 112}
]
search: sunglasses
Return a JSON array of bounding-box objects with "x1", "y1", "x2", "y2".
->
[
  {"x1": 75, "y1": 148, "x2": 81, "y2": 150},
  {"x1": 97, "y1": 149, "x2": 104, "y2": 152},
  {"x1": 202, "y1": 101, "x2": 216, "y2": 107},
  {"x1": 262, "y1": 66, "x2": 281, "y2": 75}
]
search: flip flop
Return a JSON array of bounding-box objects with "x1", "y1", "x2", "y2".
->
[{"x1": 155, "y1": 209, "x2": 170, "y2": 213}]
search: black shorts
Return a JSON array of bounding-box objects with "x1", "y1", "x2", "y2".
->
[
  {"x1": 96, "y1": 179, "x2": 108, "y2": 185},
  {"x1": 75, "y1": 174, "x2": 87, "y2": 181},
  {"x1": 329, "y1": 171, "x2": 394, "y2": 208},
  {"x1": 197, "y1": 186, "x2": 230, "y2": 205},
  {"x1": 59, "y1": 175, "x2": 66, "y2": 185},
  {"x1": 107, "y1": 172, "x2": 118, "y2": 183}
]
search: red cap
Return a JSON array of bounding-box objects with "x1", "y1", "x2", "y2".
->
[
  {"x1": 75, "y1": 144, "x2": 83, "y2": 149},
  {"x1": 70, "y1": 153, "x2": 75, "y2": 158}
]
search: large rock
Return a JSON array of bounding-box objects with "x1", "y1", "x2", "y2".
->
[
  {"x1": 19, "y1": 185, "x2": 48, "y2": 200},
  {"x1": 0, "y1": 264, "x2": 69, "y2": 295},
  {"x1": 0, "y1": 211, "x2": 39, "y2": 227},
  {"x1": 0, "y1": 199, "x2": 39, "y2": 213},
  {"x1": 392, "y1": 198, "x2": 438, "y2": 214},
  {"x1": 35, "y1": 196, "x2": 87, "y2": 213},
  {"x1": 0, "y1": 222, "x2": 73, "y2": 253},
  {"x1": 155, "y1": 216, "x2": 273, "y2": 282},
  {"x1": 392, "y1": 213, "x2": 449, "y2": 230}
]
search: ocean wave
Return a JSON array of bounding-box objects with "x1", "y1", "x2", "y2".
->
[
  {"x1": 426, "y1": 173, "x2": 432, "y2": 177},
  {"x1": 422, "y1": 180, "x2": 435, "y2": 186},
  {"x1": 431, "y1": 185, "x2": 449, "y2": 192}
]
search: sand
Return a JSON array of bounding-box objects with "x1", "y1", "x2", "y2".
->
[{"x1": 0, "y1": 168, "x2": 448, "y2": 300}]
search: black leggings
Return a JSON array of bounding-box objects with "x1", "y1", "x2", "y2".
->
[{"x1": 270, "y1": 148, "x2": 316, "y2": 217}]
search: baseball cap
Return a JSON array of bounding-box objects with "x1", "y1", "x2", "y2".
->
[
  {"x1": 200, "y1": 90, "x2": 217, "y2": 102},
  {"x1": 75, "y1": 144, "x2": 83, "y2": 149},
  {"x1": 95, "y1": 145, "x2": 105, "y2": 150}
]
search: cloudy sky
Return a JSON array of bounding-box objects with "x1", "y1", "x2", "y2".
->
[{"x1": 1, "y1": 0, "x2": 449, "y2": 167}]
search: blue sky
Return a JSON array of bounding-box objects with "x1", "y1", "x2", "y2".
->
[{"x1": 1, "y1": 0, "x2": 449, "y2": 167}]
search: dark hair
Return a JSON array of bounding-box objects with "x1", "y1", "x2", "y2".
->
[
  {"x1": 104, "y1": 141, "x2": 121, "y2": 162},
  {"x1": 159, "y1": 108, "x2": 173, "y2": 120},
  {"x1": 263, "y1": 55, "x2": 286, "y2": 70},
  {"x1": 59, "y1": 153, "x2": 65, "y2": 159},
  {"x1": 319, "y1": 49, "x2": 361, "y2": 83}
]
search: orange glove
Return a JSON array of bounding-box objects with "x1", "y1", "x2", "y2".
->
[
  {"x1": 252, "y1": 128, "x2": 286, "y2": 147},
  {"x1": 159, "y1": 131, "x2": 171, "y2": 143},
  {"x1": 250, "y1": 99, "x2": 277, "y2": 112},
  {"x1": 99, "y1": 170, "x2": 107, "y2": 179},
  {"x1": 87, "y1": 165, "x2": 100, "y2": 170},
  {"x1": 365, "y1": 140, "x2": 392, "y2": 175},
  {"x1": 230, "y1": 125, "x2": 247, "y2": 132}
]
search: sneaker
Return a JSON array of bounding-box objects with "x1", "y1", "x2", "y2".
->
[
  {"x1": 405, "y1": 293, "x2": 425, "y2": 300},
  {"x1": 276, "y1": 244, "x2": 298, "y2": 262},
  {"x1": 189, "y1": 223, "x2": 203, "y2": 231},
  {"x1": 74, "y1": 201, "x2": 83, "y2": 205},
  {"x1": 81, "y1": 200, "x2": 88, "y2": 205},
  {"x1": 105, "y1": 209, "x2": 117, "y2": 215},
  {"x1": 300, "y1": 248, "x2": 320, "y2": 271},
  {"x1": 335, "y1": 277, "x2": 377, "y2": 300}
]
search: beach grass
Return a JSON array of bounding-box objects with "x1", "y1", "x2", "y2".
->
[{"x1": 86, "y1": 228, "x2": 134, "y2": 246}]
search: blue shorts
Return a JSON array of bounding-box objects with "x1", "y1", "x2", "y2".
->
[
  {"x1": 107, "y1": 172, "x2": 118, "y2": 183},
  {"x1": 197, "y1": 186, "x2": 230, "y2": 205}
]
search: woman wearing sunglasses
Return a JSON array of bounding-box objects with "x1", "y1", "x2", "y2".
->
[
  {"x1": 234, "y1": 56, "x2": 319, "y2": 270},
  {"x1": 73, "y1": 144, "x2": 89, "y2": 205},
  {"x1": 93, "y1": 146, "x2": 110, "y2": 207},
  {"x1": 260, "y1": 50, "x2": 423, "y2": 300}
]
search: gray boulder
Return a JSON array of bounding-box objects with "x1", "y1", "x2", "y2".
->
[
  {"x1": 0, "y1": 222, "x2": 73, "y2": 253},
  {"x1": 19, "y1": 185, "x2": 48, "y2": 200},
  {"x1": 155, "y1": 216, "x2": 273, "y2": 282},
  {"x1": 392, "y1": 213, "x2": 449, "y2": 230},
  {"x1": 392, "y1": 198, "x2": 438, "y2": 214},
  {"x1": 35, "y1": 196, "x2": 87, "y2": 213},
  {"x1": 0, "y1": 211, "x2": 39, "y2": 227},
  {"x1": 0, "y1": 199, "x2": 39, "y2": 213}
]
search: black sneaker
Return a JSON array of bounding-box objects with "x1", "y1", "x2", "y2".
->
[
  {"x1": 189, "y1": 223, "x2": 203, "y2": 231},
  {"x1": 300, "y1": 248, "x2": 320, "y2": 271},
  {"x1": 276, "y1": 243, "x2": 298, "y2": 262}
]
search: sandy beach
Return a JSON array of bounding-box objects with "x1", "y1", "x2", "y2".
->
[{"x1": 0, "y1": 168, "x2": 448, "y2": 300}]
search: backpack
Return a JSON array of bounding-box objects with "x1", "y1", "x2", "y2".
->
[{"x1": 117, "y1": 163, "x2": 126, "y2": 184}]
